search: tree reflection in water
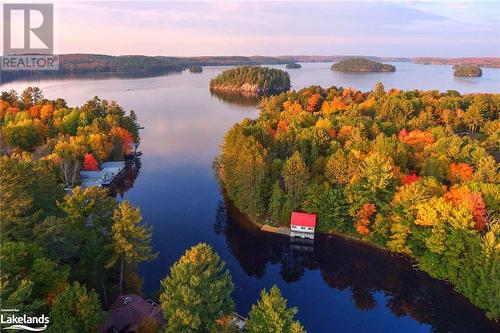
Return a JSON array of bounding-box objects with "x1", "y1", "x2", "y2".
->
[
  {"x1": 209, "y1": 89, "x2": 262, "y2": 107},
  {"x1": 215, "y1": 199, "x2": 499, "y2": 333},
  {"x1": 108, "y1": 158, "x2": 142, "y2": 198}
]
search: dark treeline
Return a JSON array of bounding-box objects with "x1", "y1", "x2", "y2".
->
[
  {"x1": 0, "y1": 54, "x2": 500, "y2": 82},
  {"x1": 414, "y1": 57, "x2": 500, "y2": 68},
  {"x1": 3, "y1": 54, "x2": 499, "y2": 83},
  {"x1": 217, "y1": 83, "x2": 499, "y2": 319},
  {"x1": 1, "y1": 54, "x2": 289, "y2": 83}
]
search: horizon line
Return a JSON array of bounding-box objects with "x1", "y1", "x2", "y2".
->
[{"x1": 53, "y1": 53, "x2": 500, "y2": 59}]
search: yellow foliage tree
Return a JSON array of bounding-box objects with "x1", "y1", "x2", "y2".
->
[
  {"x1": 54, "y1": 135, "x2": 87, "y2": 159},
  {"x1": 88, "y1": 133, "x2": 111, "y2": 161}
]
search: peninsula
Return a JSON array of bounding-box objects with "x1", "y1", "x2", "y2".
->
[{"x1": 217, "y1": 84, "x2": 499, "y2": 320}]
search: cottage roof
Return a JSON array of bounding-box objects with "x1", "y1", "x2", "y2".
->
[
  {"x1": 101, "y1": 294, "x2": 163, "y2": 332},
  {"x1": 290, "y1": 212, "x2": 316, "y2": 228}
]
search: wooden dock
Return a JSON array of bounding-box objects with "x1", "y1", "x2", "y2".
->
[{"x1": 260, "y1": 225, "x2": 291, "y2": 236}]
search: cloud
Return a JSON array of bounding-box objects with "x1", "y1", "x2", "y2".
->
[{"x1": 53, "y1": 1, "x2": 500, "y2": 57}]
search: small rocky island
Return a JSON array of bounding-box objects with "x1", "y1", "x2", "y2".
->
[
  {"x1": 189, "y1": 65, "x2": 203, "y2": 73},
  {"x1": 453, "y1": 64, "x2": 482, "y2": 77},
  {"x1": 286, "y1": 63, "x2": 302, "y2": 69},
  {"x1": 210, "y1": 66, "x2": 290, "y2": 93},
  {"x1": 331, "y1": 58, "x2": 396, "y2": 72}
]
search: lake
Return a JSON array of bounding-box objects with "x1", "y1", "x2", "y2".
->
[{"x1": 2, "y1": 62, "x2": 499, "y2": 332}]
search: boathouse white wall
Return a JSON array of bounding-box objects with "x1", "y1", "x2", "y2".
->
[{"x1": 290, "y1": 225, "x2": 315, "y2": 240}]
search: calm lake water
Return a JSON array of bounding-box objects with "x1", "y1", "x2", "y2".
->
[{"x1": 2, "y1": 62, "x2": 499, "y2": 332}]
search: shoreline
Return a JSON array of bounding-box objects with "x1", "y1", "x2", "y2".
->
[
  {"x1": 243, "y1": 210, "x2": 397, "y2": 254},
  {"x1": 330, "y1": 69, "x2": 396, "y2": 73},
  {"x1": 223, "y1": 196, "x2": 499, "y2": 319},
  {"x1": 221, "y1": 191, "x2": 410, "y2": 258},
  {"x1": 209, "y1": 84, "x2": 288, "y2": 94}
]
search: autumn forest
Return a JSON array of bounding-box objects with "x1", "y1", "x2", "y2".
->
[{"x1": 218, "y1": 83, "x2": 500, "y2": 319}]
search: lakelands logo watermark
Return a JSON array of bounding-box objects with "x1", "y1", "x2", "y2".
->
[
  {"x1": 1, "y1": 3, "x2": 58, "y2": 70},
  {"x1": 1, "y1": 309, "x2": 49, "y2": 331}
]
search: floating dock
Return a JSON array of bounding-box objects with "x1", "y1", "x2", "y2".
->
[{"x1": 260, "y1": 225, "x2": 291, "y2": 236}]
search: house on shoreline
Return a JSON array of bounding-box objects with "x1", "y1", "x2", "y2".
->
[
  {"x1": 101, "y1": 294, "x2": 247, "y2": 332},
  {"x1": 290, "y1": 212, "x2": 316, "y2": 240},
  {"x1": 100, "y1": 294, "x2": 163, "y2": 333},
  {"x1": 80, "y1": 161, "x2": 126, "y2": 188}
]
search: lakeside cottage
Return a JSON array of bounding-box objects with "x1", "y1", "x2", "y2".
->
[
  {"x1": 101, "y1": 295, "x2": 247, "y2": 332},
  {"x1": 80, "y1": 161, "x2": 126, "y2": 188},
  {"x1": 290, "y1": 212, "x2": 316, "y2": 240},
  {"x1": 100, "y1": 294, "x2": 164, "y2": 333}
]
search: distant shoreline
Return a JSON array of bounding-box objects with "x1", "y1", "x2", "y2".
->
[{"x1": 2, "y1": 54, "x2": 499, "y2": 84}]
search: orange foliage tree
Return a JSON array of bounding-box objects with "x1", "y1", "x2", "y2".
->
[
  {"x1": 398, "y1": 129, "x2": 435, "y2": 147},
  {"x1": 40, "y1": 104, "x2": 54, "y2": 122},
  {"x1": 337, "y1": 125, "x2": 353, "y2": 142},
  {"x1": 283, "y1": 101, "x2": 303, "y2": 114},
  {"x1": 29, "y1": 105, "x2": 42, "y2": 118},
  {"x1": 443, "y1": 187, "x2": 487, "y2": 231},
  {"x1": 358, "y1": 97, "x2": 375, "y2": 112},
  {"x1": 6, "y1": 106, "x2": 20, "y2": 116},
  {"x1": 0, "y1": 100, "x2": 9, "y2": 120},
  {"x1": 355, "y1": 203, "x2": 377, "y2": 235},
  {"x1": 321, "y1": 97, "x2": 347, "y2": 115},
  {"x1": 306, "y1": 93, "x2": 322, "y2": 113},
  {"x1": 110, "y1": 126, "x2": 134, "y2": 155},
  {"x1": 448, "y1": 163, "x2": 474, "y2": 184},
  {"x1": 277, "y1": 119, "x2": 290, "y2": 133}
]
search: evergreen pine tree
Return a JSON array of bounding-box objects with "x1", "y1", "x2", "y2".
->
[
  {"x1": 160, "y1": 243, "x2": 234, "y2": 333},
  {"x1": 246, "y1": 285, "x2": 306, "y2": 333}
]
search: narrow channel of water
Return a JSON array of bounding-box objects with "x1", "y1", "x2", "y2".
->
[{"x1": 2, "y1": 62, "x2": 499, "y2": 332}]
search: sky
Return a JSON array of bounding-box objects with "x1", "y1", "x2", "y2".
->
[{"x1": 9, "y1": 1, "x2": 500, "y2": 57}]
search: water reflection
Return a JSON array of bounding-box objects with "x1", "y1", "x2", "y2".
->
[
  {"x1": 108, "y1": 158, "x2": 142, "y2": 198},
  {"x1": 215, "y1": 199, "x2": 499, "y2": 333},
  {"x1": 209, "y1": 89, "x2": 262, "y2": 107},
  {"x1": 1, "y1": 70, "x2": 183, "y2": 84}
]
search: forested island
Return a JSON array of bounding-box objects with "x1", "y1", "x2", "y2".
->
[
  {"x1": 0, "y1": 88, "x2": 306, "y2": 332},
  {"x1": 189, "y1": 65, "x2": 203, "y2": 73},
  {"x1": 210, "y1": 66, "x2": 291, "y2": 93},
  {"x1": 286, "y1": 63, "x2": 302, "y2": 69},
  {"x1": 217, "y1": 83, "x2": 499, "y2": 319},
  {"x1": 454, "y1": 64, "x2": 483, "y2": 77},
  {"x1": 331, "y1": 58, "x2": 396, "y2": 72}
]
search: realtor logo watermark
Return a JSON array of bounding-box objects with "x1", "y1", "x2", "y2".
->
[
  {"x1": 2, "y1": 3, "x2": 58, "y2": 70},
  {"x1": 1, "y1": 308, "x2": 49, "y2": 331}
]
